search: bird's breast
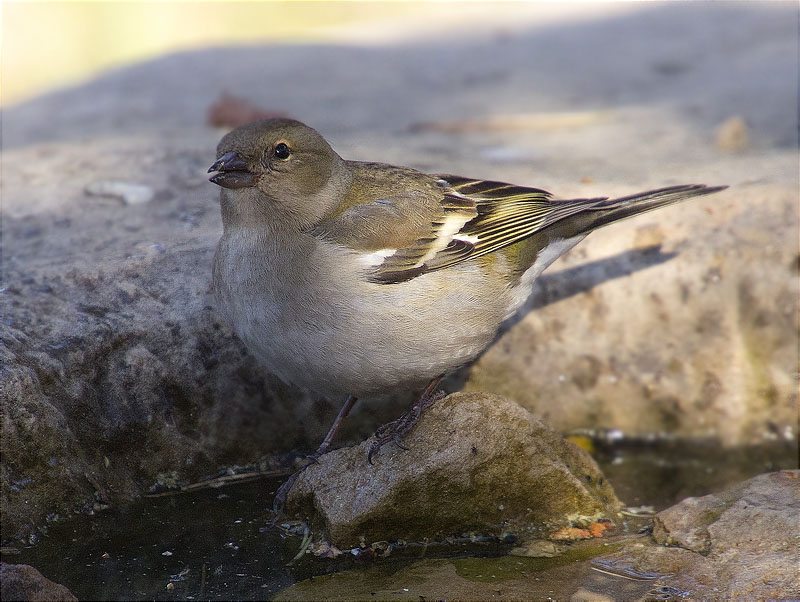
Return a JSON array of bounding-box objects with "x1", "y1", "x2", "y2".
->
[{"x1": 213, "y1": 230, "x2": 512, "y2": 397}]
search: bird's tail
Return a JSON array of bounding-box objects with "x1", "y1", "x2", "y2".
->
[{"x1": 577, "y1": 184, "x2": 727, "y2": 233}]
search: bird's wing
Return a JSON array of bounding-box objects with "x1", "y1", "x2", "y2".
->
[
  {"x1": 311, "y1": 162, "x2": 457, "y2": 255},
  {"x1": 316, "y1": 168, "x2": 722, "y2": 285},
  {"x1": 366, "y1": 175, "x2": 607, "y2": 284}
]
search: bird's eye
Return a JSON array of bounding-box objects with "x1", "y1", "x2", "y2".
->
[{"x1": 274, "y1": 142, "x2": 291, "y2": 160}]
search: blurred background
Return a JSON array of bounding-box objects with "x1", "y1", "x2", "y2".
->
[
  {"x1": 4, "y1": 1, "x2": 634, "y2": 107},
  {"x1": 4, "y1": 1, "x2": 795, "y2": 178}
]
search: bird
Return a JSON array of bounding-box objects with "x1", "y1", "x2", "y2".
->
[{"x1": 208, "y1": 117, "x2": 726, "y2": 509}]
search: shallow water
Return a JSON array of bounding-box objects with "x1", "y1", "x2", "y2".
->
[{"x1": 2, "y1": 438, "x2": 795, "y2": 600}]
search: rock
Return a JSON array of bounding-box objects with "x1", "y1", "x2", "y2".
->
[
  {"x1": 653, "y1": 470, "x2": 799, "y2": 556},
  {"x1": 652, "y1": 493, "x2": 720, "y2": 553},
  {"x1": 595, "y1": 470, "x2": 800, "y2": 600},
  {"x1": 84, "y1": 180, "x2": 155, "y2": 205},
  {"x1": 509, "y1": 539, "x2": 560, "y2": 558},
  {"x1": 0, "y1": 134, "x2": 332, "y2": 543},
  {"x1": 0, "y1": 563, "x2": 78, "y2": 602},
  {"x1": 286, "y1": 393, "x2": 622, "y2": 548},
  {"x1": 570, "y1": 588, "x2": 615, "y2": 602}
]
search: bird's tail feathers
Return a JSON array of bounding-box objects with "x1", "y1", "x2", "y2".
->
[{"x1": 581, "y1": 184, "x2": 727, "y2": 232}]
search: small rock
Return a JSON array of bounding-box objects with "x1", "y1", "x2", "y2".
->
[
  {"x1": 596, "y1": 471, "x2": 800, "y2": 600},
  {"x1": 85, "y1": 180, "x2": 155, "y2": 205},
  {"x1": 632, "y1": 224, "x2": 666, "y2": 250},
  {"x1": 287, "y1": 393, "x2": 622, "y2": 548},
  {"x1": 653, "y1": 469, "x2": 799, "y2": 555},
  {"x1": 652, "y1": 493, "x2": 717, "y2": 553},
  {"x1": 309, "y1": 541, "x2": 343, "y2": 558},
  {"x1": 509, "y1": 539, "x2": 560, "y2": 557},
  {"x1": 715, "y1": 115, "x2": 750, "y2": 152},
  {"x1": 0, "y1": 562, "x2": 78, "y2": 602},
  {"x1": 570, "y1": 588, "x2": 615, "y2": 602}
]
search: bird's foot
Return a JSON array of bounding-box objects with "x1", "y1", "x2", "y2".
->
[
  {"x1": 368, "y1": 384, "x2": 445, "y2": 464},
  {"x1": 271, "y1": 451, "x2": 323, "y2": 517},
  {"x1": 271, "y1": 394, "x2": 359, "y2": 519}
]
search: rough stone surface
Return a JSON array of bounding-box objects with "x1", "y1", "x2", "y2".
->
[
  {"x1": 0, "y1": 563, "x2": 78, "y2": 602},
  {"x1": 287, "y1": 393, "x2": 622, "y2": 548},
  {"x1": 0, "y1": 145, "x2": 320, "y2": 541},
  {"x1": 459, "y1": 181, "x2": 797, "y2": 446},
  {"x1": 601, "y1": 470, "x2": 800, "y2": 600},
  {"x1": 276, "y1": 472, "x2": 800, "y2": 601},
  {"x1": 2, "y1": 3, "x2": 797, "y2": 543}
]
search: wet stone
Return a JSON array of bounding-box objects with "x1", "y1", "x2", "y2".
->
[
  {"x1": 0, "y1": 563, "x2": 78, "y2": 602},
  {"x1": 596, "y1": 470, "x2": 800, "y2": 600}
]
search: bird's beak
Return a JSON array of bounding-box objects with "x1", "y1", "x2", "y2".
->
[{"x1": 208, "y1": 152, "x2": 256, "y2": 189}]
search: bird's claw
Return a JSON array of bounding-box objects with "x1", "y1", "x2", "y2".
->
[
  {"x1": 272, "y1": 471, "x2": 302, "y2": 517},
  {"x1": 367, "y1": 389, "x2": 445, "y2": 463},
  {"x1": 271, "y1": 451, "x2": 325, "y2": 517}
]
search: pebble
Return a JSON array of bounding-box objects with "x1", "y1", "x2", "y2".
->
[{"x1": 85, "y1": 180, "x2": 155, "y2": 205}]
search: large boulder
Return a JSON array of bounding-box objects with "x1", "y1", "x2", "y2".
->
[{"x1": 461, "y1": 182, "x2": 797, "y2": 445}]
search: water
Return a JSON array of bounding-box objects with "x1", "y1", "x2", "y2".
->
[
  {"x1": 2, "y1": 439, "x2": 794, "y2": 600},
  {"x1": 4, "y1": 479, "x2": 292, "y2": 600}
]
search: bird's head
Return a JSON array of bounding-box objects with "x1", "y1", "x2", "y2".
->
[{"x1": 209, "y1": 118, "x2": 350, "y2": 230}]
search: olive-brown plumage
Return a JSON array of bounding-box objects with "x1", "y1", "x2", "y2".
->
[
  {"x1": 210, "y1": 118, "x2": 724, "y2": 401},
  {"x1": 209, "y1": 118, "x2": 728, "y2": 504}
]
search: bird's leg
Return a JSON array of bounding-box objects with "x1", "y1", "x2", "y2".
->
[
  {"x1": 309, "y1": 394, "x2": 359, "y2": 460},
  {"x1": 272, "y1": 394, "x2": 358, "y2": 515},
  {"x1": 368, "y1": 375, "x2": 445, "y2": 464}
]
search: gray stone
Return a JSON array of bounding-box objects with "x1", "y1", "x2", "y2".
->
[
  {"x1": 461, "y1": 181, "x2": 798, "y2": 446},
  {"x1": 599, "y1": 470, "x2": 800, "y2": 600},
  {"x1": 0, "y1": 563, "x2": 78, "y2": 602},
  {"x1": 84, "y1": 180, "x2": 155, "y2": 205},
  {"x1": 0, "y1": 137, "x2": 324, "y2": 543},
  {"x1": 286, "y1": 393, "x2": 622, "y2": 548},
  {"x1": 653, "y1": 494, "x2": 718, "y2": 553}
]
